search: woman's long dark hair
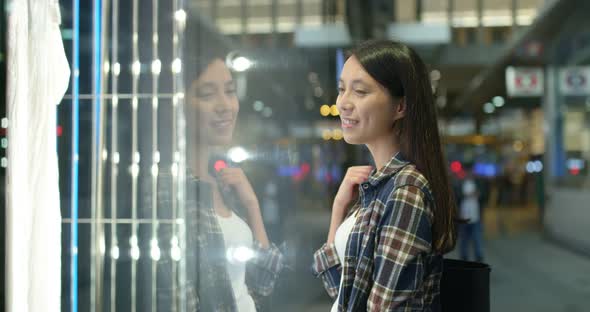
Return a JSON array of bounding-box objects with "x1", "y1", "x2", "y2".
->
[{"x1": 352, "y1": 40, "x2": 456, "y2": 253}]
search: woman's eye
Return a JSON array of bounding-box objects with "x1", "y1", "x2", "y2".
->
[
  {"x1": 196, "y1": 86, "x2": 216, "y2": 99},
  {"x1": 197, "y1": 92, "x2": 215, "y2": 100},
  {"x1": 354, "y1": 89, "x2": 367, "y2": 96},
  {"x1": 337, "y1": 87, "x2": 345, "y2": 94},
  {"x1": 225, "y1": 88, "x2": 237, "y2": 96}
]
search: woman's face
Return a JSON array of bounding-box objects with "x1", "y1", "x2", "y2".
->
[
  {"x1": 189, "y1": 58, "x2": 239, "y2": 146},
  {"x1": 336, "y1": 56, "x2": 401, "y2": 146}
]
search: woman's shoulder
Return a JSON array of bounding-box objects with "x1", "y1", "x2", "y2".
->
[
  {"x1": 375, "y1": 164, "x2": 432, "y2": 207},
  {"x1": 390, "y1": 163, "x2": 430, "y2": 190},
  {"x1": 382, "y1": 165, "x2": 435, "y2": 219}
]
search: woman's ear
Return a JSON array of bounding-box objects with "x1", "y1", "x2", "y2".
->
[{"x1": 393, "y1": 97, "x2": 406, "y2": 121}]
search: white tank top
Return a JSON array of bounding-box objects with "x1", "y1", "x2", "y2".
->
[
  {"x1": 216, "y1": 212, "x2": 257, "y2": 312},
  {"x1": 331, "y1": 212, "x2": 359, "y2": 312}
]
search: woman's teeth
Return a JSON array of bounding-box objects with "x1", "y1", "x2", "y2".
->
[{"x1": 213, "y1": 120, "x2": 232, "y2": 128}]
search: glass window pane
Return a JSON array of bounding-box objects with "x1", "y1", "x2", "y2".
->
[
  {"x1": 483, "y1": 0, "x2": 512, "y2": 26},
  {"x1": 452, "y1": 0, "x2": 478, "y2": 27},
  {"x1": 48, "y1": 0, "x2": 590, "y2": 312},
  {"x1": 247, "y1": 0, "x2": 273, "y2": 34},
  {"x1": 423, "y1": 0, "x2": 449, "y2": 24},
  {"x1": 396, "y1": 0, "x2": 417, "y2": 23},
  {"x1": 559, "y1": 101, "x2": 590, "y2": 185},
  {"x1": 302, "y1": 0, "x2": 322, "y2": 26},
  {"x1": 517, "y1": 0, "x2": 546, "y2": 25}
]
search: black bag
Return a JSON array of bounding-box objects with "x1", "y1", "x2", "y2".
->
[{"x1": 441, "y1": 259, "x2": 491, "y2": 312}]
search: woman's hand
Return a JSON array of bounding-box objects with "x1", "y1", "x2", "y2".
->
[
  {"x1": 327, "y1": 166, "x2": 373, "y2": 244},
  {"x1": 218, "y1": 167, "x2": 270, "y2": 248},
  {"x1": 333, "y1": 166, "x2": 373, "y2": 216},
  {"x1": 217, "y1": 167, "x2": 259, "y2": 211}
]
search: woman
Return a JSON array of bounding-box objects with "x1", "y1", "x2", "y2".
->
[
  {"x1": 183, "y1": 51, "x2": 283, "y2": 311},
  {"x1": 312, "y1": 40, "x2": 456, "y2": 311}
]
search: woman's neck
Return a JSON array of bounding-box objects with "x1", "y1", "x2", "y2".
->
[{"x1": 366, "y1": 135, "x2": 400, "y2": 170}]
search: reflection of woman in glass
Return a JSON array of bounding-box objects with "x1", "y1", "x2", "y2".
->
[
  {"x1": 184, "y1": 52, "x2": 283, "y2": 311},
  {"x1": 313, "y1": 40, "x2": 457, "y2": 311}
]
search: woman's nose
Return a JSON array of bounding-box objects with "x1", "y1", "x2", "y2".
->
[
  {"x1": 215, "y1": 93, "x2": 233, "y2": 113},
  {"x1": 336, "y1": 94, "x2": 353, "y2": 114}
]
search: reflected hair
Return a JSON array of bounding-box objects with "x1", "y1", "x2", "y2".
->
[
  {"x1": 351, "y1": 40, "x2": 457, "y2": 253},
  {"x1": 182, "y1": 8, "x2": 232, "y2": 142},
  {"x1": 183, "y1": 9, "x2": 230, "y2": 85}
]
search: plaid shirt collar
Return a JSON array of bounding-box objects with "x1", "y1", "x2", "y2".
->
[{"x1": 367, "y1": 152, "x2": 410, "y2": 186}]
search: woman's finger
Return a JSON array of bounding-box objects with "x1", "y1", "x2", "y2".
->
[
  {"x1": 344, "y1": 177, "x2": 365, "y2": 185},
  {"x1": 350, "y1": 167, "x2": 373, "y2": 174},
  {"x1": 218, "y1": 176, "x2": 237, "y2": 185}
]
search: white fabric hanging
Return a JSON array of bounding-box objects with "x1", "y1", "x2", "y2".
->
[{"x1": 6, "y1": 0, "x2": 70, "y2": 311}]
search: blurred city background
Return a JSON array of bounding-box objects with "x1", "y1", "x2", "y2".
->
[{"x1": 2, "y1": 0, "x2": 590, "y2": 311}]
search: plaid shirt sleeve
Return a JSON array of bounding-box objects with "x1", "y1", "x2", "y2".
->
[
  {"x1": 312, "y1": 242, "x2": 341, "y2": 299},
  {"x1": 368, "y1": 185, "x2": 433, "y2": 311},
  {"x1": 246, "y1": 240, "x2": 285, "y2": 296}
]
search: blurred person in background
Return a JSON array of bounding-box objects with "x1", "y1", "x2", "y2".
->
[
  {"x1": 455, "y1": 162, "x2": 486, "y2": 262},
  {"x1": 182, "y1": 49, "x2": 284, "y2": 311},
  {"x1": 312, "y1": 40, "x2": 457, "y2": 311}
]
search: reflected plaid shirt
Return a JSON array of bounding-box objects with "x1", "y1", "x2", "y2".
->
[
  {"x1": 185, "y1": 177, "x2": 284, "y2": 312},
  {"x1": 313, "y1": 154, "x2": 443, "y2": 311}
]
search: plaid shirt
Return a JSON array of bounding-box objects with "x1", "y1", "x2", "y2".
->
[
  {"x1": 185, "y1": 176, "x2": 284, "y2": 311},
  {"x1": 313, "y1": 154, "x2": 443, "y2": 311}
]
